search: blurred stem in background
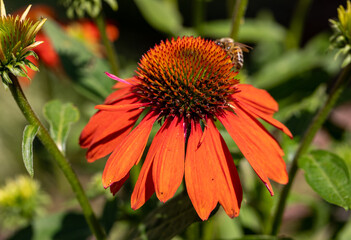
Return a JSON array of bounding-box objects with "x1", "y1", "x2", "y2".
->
[
  {"x1": 192, "y1": 0, "x2": 205, "y2": 30},
  {"x1": 7, "y1": 74, "x2": 107, "y2": 240},
  {"x1": 285, "y1": 0, "x2": 313, "y2": 49},
  {"x1": 270, "y1": 63, "x2": 351, "y2": 235},
  {"x1": 230, "y1": 0, "x2": 248, "y2": 40},
  {"x1": 95, "y1": 12, "x2": 120, "y2": 76}
]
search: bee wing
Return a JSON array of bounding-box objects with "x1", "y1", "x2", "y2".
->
[{"x1": 235, "y1": 42, "x2": 252, "y2": 52}]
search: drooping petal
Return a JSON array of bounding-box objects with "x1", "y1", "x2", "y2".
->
[
  {"x1": 218, "y1": 106, "x2": 288, "y2": 195},
  {"x1": 185, "y1": 120, "x2": 218, "y2": 220},
  {"x1": 79, "y1": 93, "x2": 139, "y2": 148},
  {"x1": 238, "y1": 101, "x2": 292, "y2": 138},
  {"x1": 131, "y1": 158, "x2": 155, "y2": 210},
  {"x1": 235, "y1": 84, "x2": 278, "y2": 116},
  {"x1": 152, "y1": 116, "x2": 185, "y2": 203},
  {"x1": 104, "y1": 78, "x2": 140, "y2": 105},
  {"x1": 235, "y1": 84, "x2": 292, "y2": 138},
  {"x1": 110, "y1": 173, "x2": 130, "y2": 195},
  {"x1": 102, "y1": 111, "x2": 159, "y2": 188},
  {"x1": 86, "y1": 109, "x2": 142, "y2": 162},
  {"x1": 80, "y1": 95, "x2": 144, "y2": 162},
  {"x1": 131, "y1": 117, "x2": 175, "y2": 209},
  {"x1": 95, "y1": 103, "x2": 146, "y2": 111},
  {"x1": 104, "y1": 86, "x2": 134, "y2": 104},
  {"x1": 206, "y1": 119, "x2": 242, "y2": 218}
]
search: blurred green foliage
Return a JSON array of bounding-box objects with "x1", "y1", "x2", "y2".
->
[
  {"x1": 1, "y1": 0, "x2": 351, "y2": 239},
  {"x1": 0, "y1": 176, "x2": 49, "y2": 231}
]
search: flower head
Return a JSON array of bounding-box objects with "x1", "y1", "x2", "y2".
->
[
  {"x1": 0, "y1": 175, "x2": 49, "y2": 230},
  {"x1": 80, "y1": 36, "x2": 292, "y2": 220},
  {"x1": 330, "y1": 0, "x2": 351, "y2": 66},
  {"x1": 0, "y1": 0, "x2": 46, "y2": 86}
]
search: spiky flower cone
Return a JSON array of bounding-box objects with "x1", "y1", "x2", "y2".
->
[{"x1": 0, "y1": 0, "x2": 46, "y2": 86}]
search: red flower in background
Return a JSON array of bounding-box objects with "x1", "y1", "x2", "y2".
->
[
  {"x1": 13, "y1": 5, "x2": 119, "y2": 85},
  {"x1": 80, "y1": 36, "x2": 293, "y2": 220}
]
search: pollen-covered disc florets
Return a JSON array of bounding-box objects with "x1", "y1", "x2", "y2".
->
[
  {"x1": 0, "y1": 0, "x2": 46, "y2": 86},
  {"x1": 135, "y1": 36, "x2": 239, "y2": 121}
]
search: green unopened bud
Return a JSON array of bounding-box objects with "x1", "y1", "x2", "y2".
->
[
  {"x1": 61, "y1": 0, "x2": 118, "y2": 19},
  {"x1": 330, "y1": 0, "x2": 351, "y2": 67},
  {"x1": 0, "y1": 0, "x2": 46, "y2": 87}
]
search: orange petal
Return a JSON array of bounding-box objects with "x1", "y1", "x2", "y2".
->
[
  {"x1": 131, "y1": 120, "x2": 170, "y2": 209},
  {"x1": 95, "y1": 103, "x2": 146, "y2": 111},
  {"x1": 79, "y1": 110, "x2": 118, "y2": 149},
  {"x1": 218, "y1": 107, "x2": 288, "y2": 196},
  {"x1": 110, "y1": 173, "x2": 129, "y2": 195},
  {"x1": 111, "y1": 77, "x2": 139, "y2": 90},
  {"x1": 79, "y1": 93, "x2": 139, "y2": 148},
  {"x1": 152, "y1": 116, "x2": 185, "y2": 203},
  {"x1": 80, "y1": 96, "x2": 144, "y2": 162},
  {"x1": 238, "y1": 101, "x2": 293, "y2": 138},
  {"x1": 104, "y1": 86, "x2": 137, "y2": 104},
  {"x1": 206, "y1": 119, "x2": 242, "y2": 218},
  {"x1": 185, "y1": 120, "x2": 218, "y2": 220},
  {"x1": 85, "y1": 109, "x2": 143, "y2": 162},
  {"x1": 102, "y1": 111, "x2": 159, "y2": 188},
  {"x1": 131, "y1": 156, "x2": 155, "y2": 210},
  {"x1": 235, "y1": 84, "x2": 278, "y2": 116}
]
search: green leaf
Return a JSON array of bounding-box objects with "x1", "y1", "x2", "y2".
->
[
  {"x1": 43, "y1": 100, "x2": 79, "y2": 154},
  {"x1": 9, "y1": 211, "x2": 91, "y2": 240},
  {"x1": 238, "y1": 205, "x2": 262, "y2": 232},
  {"x1": 33, "y1": 212, "x2": 91, "y2": 240},
  {"x1": 43, "y1": 19, "x2": 114, "y2": 101},
  {"x1": 198, "y1": 20, "x2": 231, "y2": 39},
  {"x1": 1, "y1": 71, "x2": 12, "y2": 84},
  {"x1": 213, "y1": 210, "x2": 243, "y2": 239},
  {"x1": 22, "y1": 125, "x2": 39, "y2": 177},
  {"x1": 299, "y1": 150, "x2": 351, "y2": 209},
  {"x1": 134, "y1": 0, "x2": 183, "y2": 35},
  {"x1": 336, "y1": 216, "x2": 351, "y2": 240},
  {"x1": 198, "y1": 12, "x2": 286, "y2": 42},
  {"x1": 24, "y1": 59, "x2": 39, "y2": 72}
]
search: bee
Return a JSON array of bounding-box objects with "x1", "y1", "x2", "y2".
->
[{"x1": 214, "y1": 37, "x2": 252, "y2": 70}]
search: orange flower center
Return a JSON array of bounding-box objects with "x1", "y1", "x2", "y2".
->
[{"x1": 135, "y1": 36, "x2": 239, "y2": 121}]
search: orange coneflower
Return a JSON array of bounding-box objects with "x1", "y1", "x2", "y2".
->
[{"x1": 80, "y1": 36, "x2": 292, "y2": 220}]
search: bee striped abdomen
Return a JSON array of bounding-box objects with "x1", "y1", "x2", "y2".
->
[
  {"x1": 232, "y1": 46, "x2": 244, "y2": 70},
  {"x1": 214, "y1": 37, "x2": 251, "y2": 71}
]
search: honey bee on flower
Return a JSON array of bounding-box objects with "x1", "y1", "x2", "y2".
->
[{"x1": 215, "y1": 37, "x2": 252, "y2": 70}]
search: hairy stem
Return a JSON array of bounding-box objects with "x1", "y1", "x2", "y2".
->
[
  {"x1": 270, "y1": 63, "x2": 351, "y2": 235},
  {"x1": 8, "y1": 74, "x2": 107, "y2": 240}
]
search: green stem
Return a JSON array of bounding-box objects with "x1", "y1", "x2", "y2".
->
[
  {"x1": 192, "y1": 0, "x2": 205, "y2": 30},
  {"x1": 229, "y1": 0, "x2": 248, "y2": 40},
  {"x1": 270, "y1": 63, "x2": 351, "y2": 235},
  {"x1": 8, "y1": 74, "x2": 106, "y2": 240},
  {"x1": 95, "y1": 13, "x2": 119, "y2": 76},
  {"x1": 285, "y1": 0, "x2": 313, "y2": 49}
]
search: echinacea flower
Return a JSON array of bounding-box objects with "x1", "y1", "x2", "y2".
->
[
  {"x1": 80, "y1": 36, "x2": 293, "y2": 220},
  {"x1": 0, "y1": 0, "x2": 46, "y2": 86}
]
